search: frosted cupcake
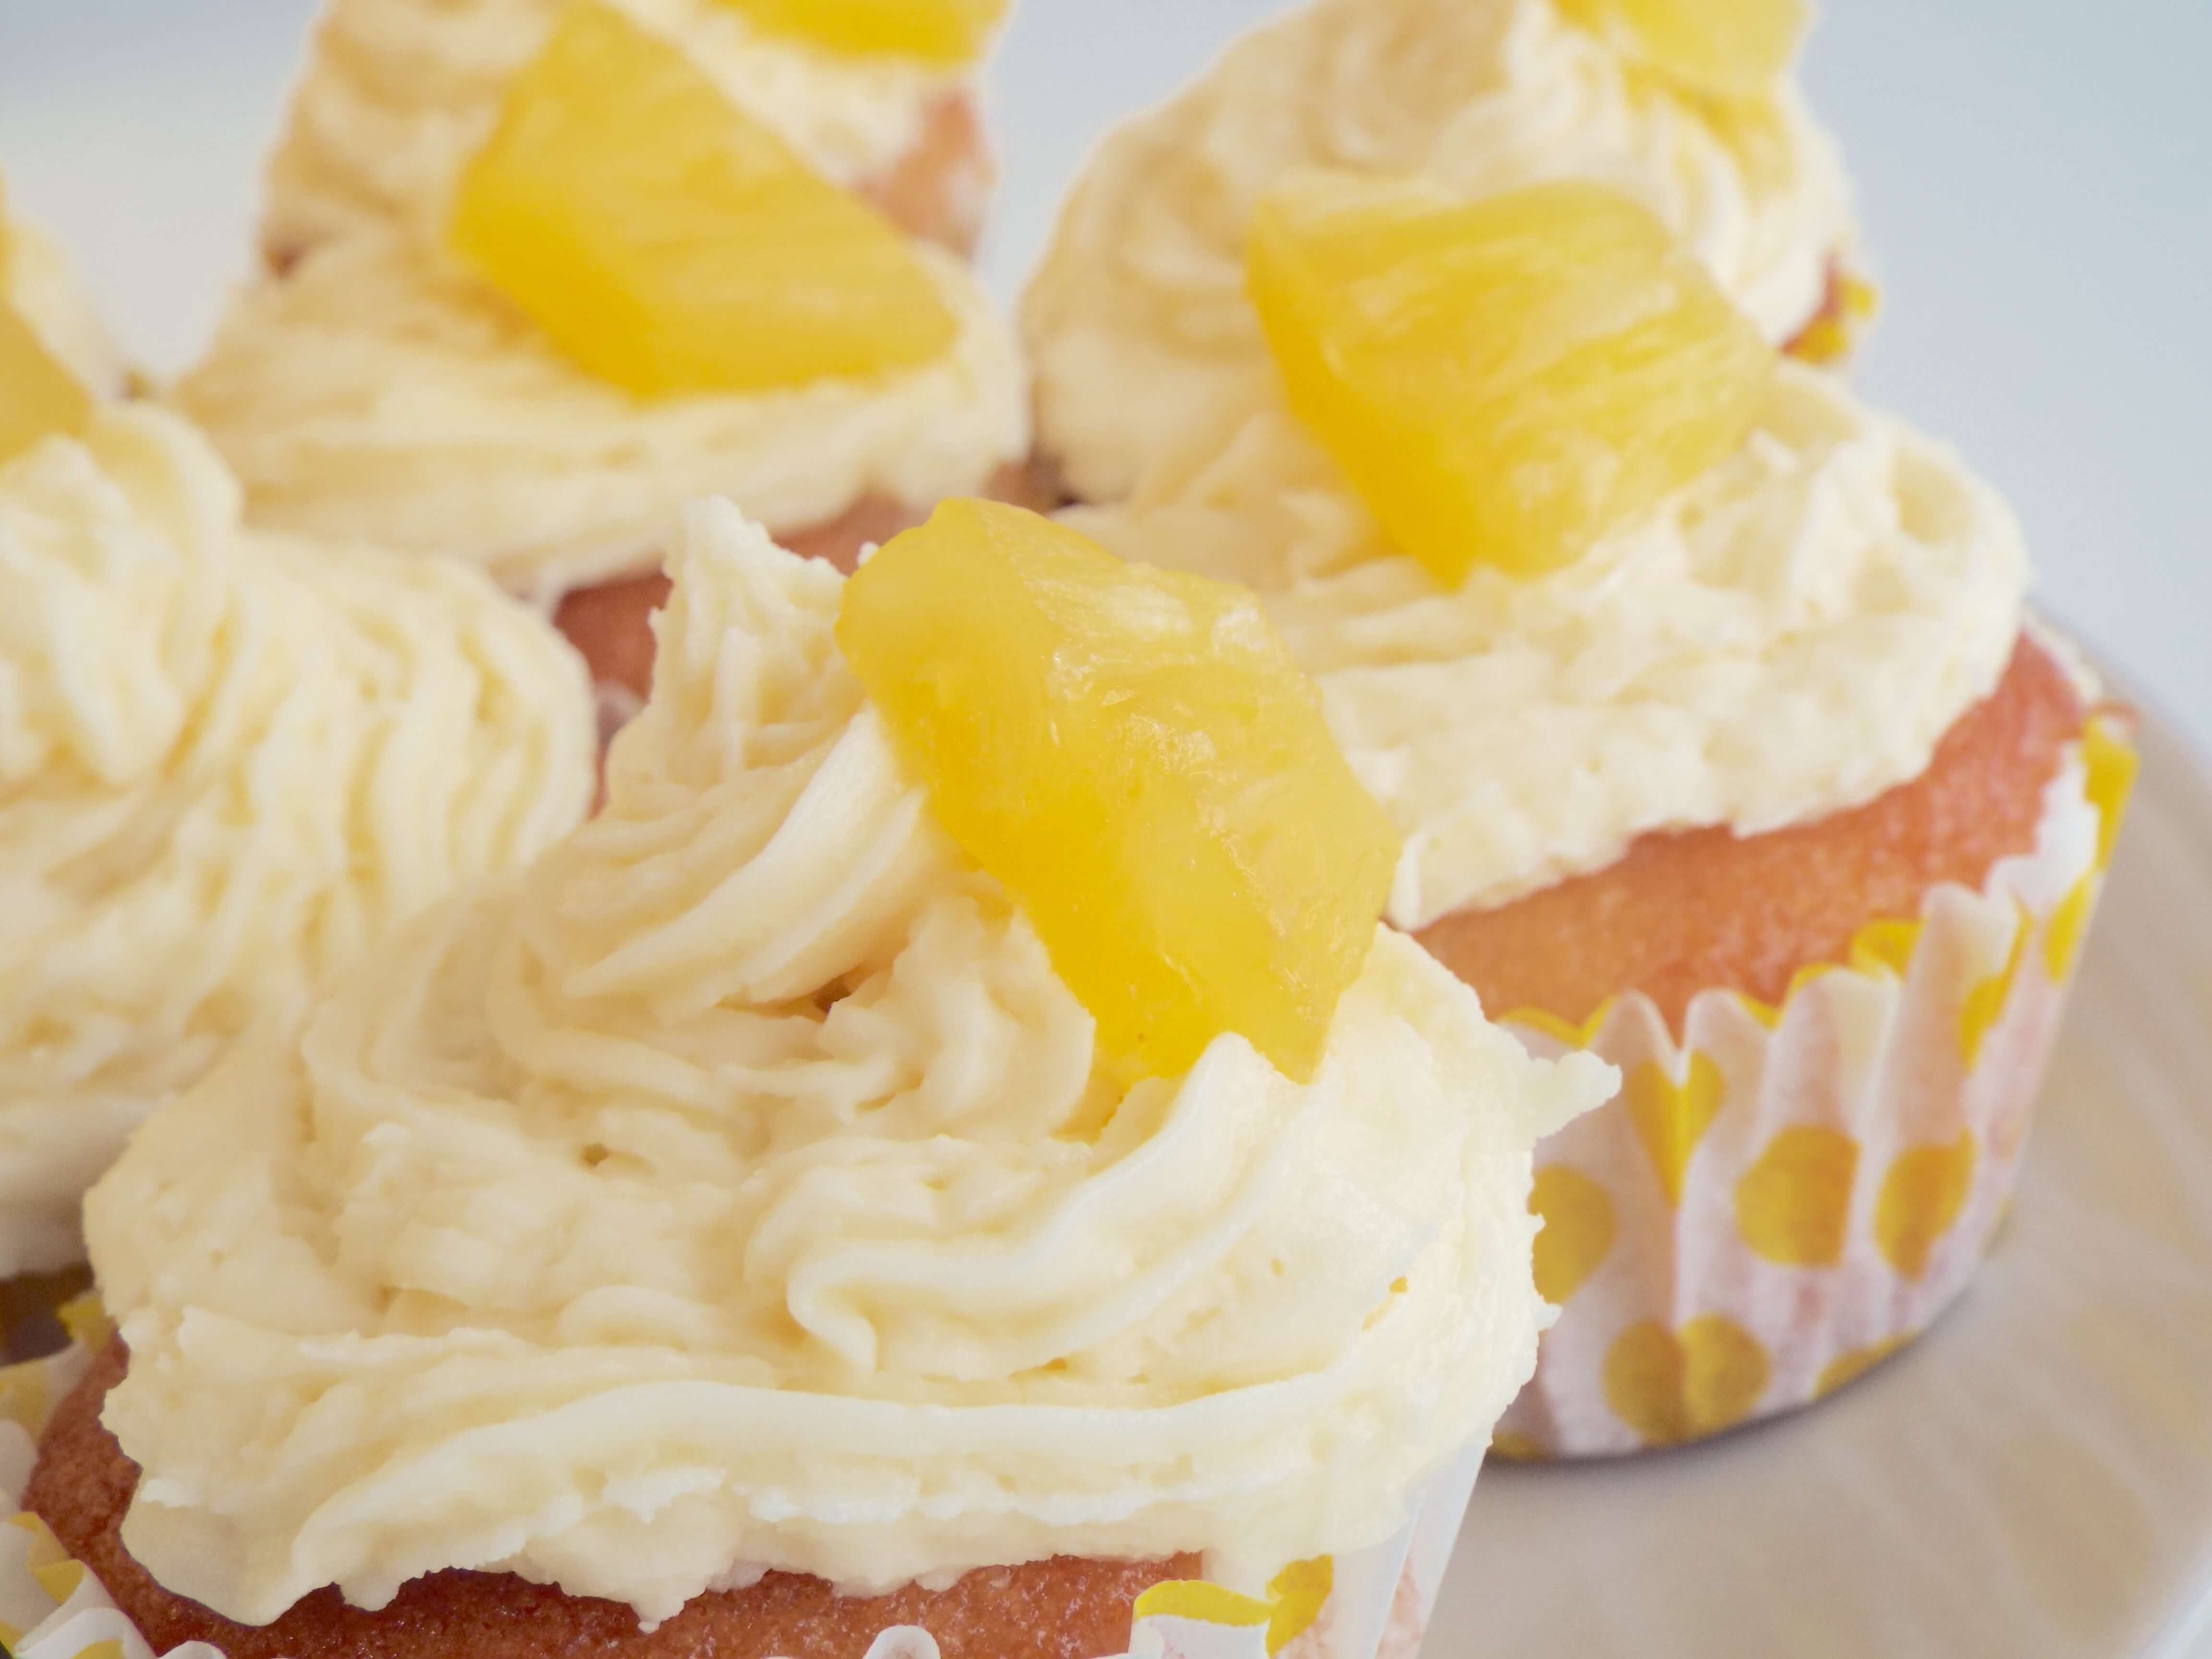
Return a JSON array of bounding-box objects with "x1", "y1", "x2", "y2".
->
[
  {"x1": 260, "y1": 0, "x2": 1013, "y2": 266},
  {"x1": 18, "y1": 499, "x2": 1610, "y2": 1657},
  {"x1": 1024, "y1": 0, "x2": 1867, "y2": 510},
  {"x1": 0, "y1": 372, "x2": 595, "y2": 1325},
  {"x1": 180, "y1": 0, "x2": 1029, "y2": 710},
  {"x1": 1061, "y1": 173, "x2": 2133, "y2": 1456}
]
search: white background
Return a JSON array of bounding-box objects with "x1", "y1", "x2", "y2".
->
[{"x1": 1, "y1": 0, "x2": 2207, "y2": 745}]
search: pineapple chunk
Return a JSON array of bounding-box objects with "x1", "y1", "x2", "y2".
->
[
  {"x1": 1247, "y1": 174, "x2": 1776, "y2": 587},
  {"x1": 448, "y1": 0, "x2": 958, "y2": 398},
  {"x1": 838, "y1": 500, "x2": 1400, "y2": 1084},
  {"x1": 711, "y1": 0, "x2": 1007, "y2": 65},
  {"x1": 1558, "y1": 0, "x2": 1810, "y2": 101}
]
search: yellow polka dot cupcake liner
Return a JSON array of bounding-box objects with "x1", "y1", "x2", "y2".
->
[
  {"x1": 1495, "y1": 715, "x2": 2137, "y2": 1460},
  {"x1": 0, "y1": 1329, "x2": 1482, "y2": 1659}
]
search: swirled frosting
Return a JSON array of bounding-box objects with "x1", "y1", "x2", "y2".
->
[
  {"x1": 1022, "y1": 0, "x2": 1855, "y2": 504},
  {"x1": 87, "y1": 500, "x2": 1611, "y2": 1627},
  {"x1": 0, "y1": 404, "x2": 595, "y2": 1275},
  {"x1": 261, "y1": 0, "x2": 986, "y2": 260},
  {"x1": 1071, "y1": 362, "x2": 2030, "y2": 928},
  {"x1": 178, "y1": 232, "x2": 1027, "y2": 599}
]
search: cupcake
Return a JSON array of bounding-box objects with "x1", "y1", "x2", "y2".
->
[
  {"x1": 259, "y1": 0, "x2": 1013, "y2": 266},
  {"x1": 0, "y1": 380, "x2": 595, "y2": 1345},
  {"x1": 1056, "y1": 172, "x2": 2133, "y2": 1456},
  {"x1": 1023, "y1": 0, "x2": 1868, "y2": 512},
  {"x1": 15, "y1": 499, "x2": 1611, "y2": 1656},
  {"x1": 178, "y1": 0, "x2": 1030, "y2": 712}
]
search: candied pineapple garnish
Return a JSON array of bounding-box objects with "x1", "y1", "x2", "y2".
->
[
  {"x1": 1247, "y1": 174, "x2": 1776, "y2": 587},
  {"x1": 448, "y1": 0, "x2": 958, "y2": 398},
  {"x1": 1558, "y1": 0, "x2": 1809, "y2": 101},
  {"x1": 710, "y1": 0, "x2": 1007, "y2": 65},
  {"x1": 838, "y1": 499, "x2": 1400, "y2": 1084}
]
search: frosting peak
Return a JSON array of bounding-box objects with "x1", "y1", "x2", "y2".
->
[
  {"x1": 0, "y1": 404, "x2": 595, "y2": 1274},
  {"x1": 1, "y1": 203, "x2": 125, "y2": 401},
  {"x1": 1022, "y1": 0, "x2": 1854, "y2": 505},
  {"x1": 184, "y1": 0, "x2": 1026, "y2": 598},
  {"x1": 88, "y1": 501, "x2": 1612, "y2": 1626}
]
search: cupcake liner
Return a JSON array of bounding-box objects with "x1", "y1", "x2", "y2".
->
[
  {"x1": 0, "y1": 1270, "x2": 95, "y2": 1367},
  {"x1": 1493, "y1": 714, "x2": 2137, "y2": 1459},
  {"x1": 1787, "y1": 268, "x2": 1881, "y2": 367},
  {"x1": 0, "y1": 1336, "x2": 1486, "y2": 1659}
]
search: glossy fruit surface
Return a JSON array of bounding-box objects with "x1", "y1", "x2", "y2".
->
[
  {"x1": 449, "y1": 0, "x2": 957, "y2": 399},
  {"x1": 1247, "y1": 173, "x2": 1775, "y2": 587},
  {"x1": 1558, "y1": 0, "x2": 1810, "y2": 100},
  {"x1": 838, "y1": 499, "x2": 1400, "y2": 1083},
  {"x1": 711, "y1": 0, "x2": 1007, "y2": 65}
]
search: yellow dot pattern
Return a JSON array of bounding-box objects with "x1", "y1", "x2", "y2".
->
[
  {"x1": 1735, "y1": 1126, "x2": 1859, "y2": 1267},
  {"x1": 1624, "y1": 1052, "x2": 1725, "y2": 1207},
  {"x1": 30, "y1": 1558, "x2": 87, "y2": 1604},
  {"x1": 1788, "y1": 272, "x2": 1882, "y2": 367},
  {"x1": 1503, "y1": 1000, "x2": 1614, "y2": 1050},
  {"x1": 1603, "y1": 1315, "x2": 1771, "y2": 1447},
  {"x1": 1849, "y1": 917, "x2": 1922, "y2": 979},
  {"x1": 56, "y1": 1290, "x2": 111, "y2": 1353},
  {"x1": 1958, "y1": 901, "x2": 2033, "y2": 1069},
  {"x1": 1132, "y1": 1558, "x2": 1337, "y2": 1652},
  {"x1": 1530, "y1": 1165, "x2": 1617, "y2": 1304},
  {"x1": 1134, "y1": 1581, "x2": 1272, "y2": 1630},
  {"x1": 2081, "y1": 718, "x2": 2140, "y2": 870},
  {"x1": 1483, "y1": 721, "x2": 2128, "y2": 1454},
  {"x1": 2043, "y1": 873, "x2": 2098, "y2": 983},
  {"x1": 1876, "y1": 1133, "x2": 1978, "y2": 1280},
  {"x1": 1490, "y1": 1430, "x2": 1548, "y2": 1463},
  {"x1": 1815, "y1": 1333, "x2": 1916, "y2": 1399},
  {"x1": 1265, "y1": 1556, "x2": 1334, "y2": 1655}
]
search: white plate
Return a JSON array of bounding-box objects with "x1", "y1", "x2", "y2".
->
[{"x1": 1430, "y1": 688, "x2": 2212, "y2": 1659}]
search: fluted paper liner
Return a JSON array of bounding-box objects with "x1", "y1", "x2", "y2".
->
[
  {"x1": 0, "y1": 1330, "x2": 1486, "y2": 1659},
  {"x1": 1493, "y1": 715, "x2": 2137, "y2": 1459}
]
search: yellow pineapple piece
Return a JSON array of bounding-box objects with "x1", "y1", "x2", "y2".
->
[
  {"x1": 838, "y1": 499, "x2": 1400, "y2": 1084},
  {"x1": 448, "y1": 0, "x2": 958, "y2": 399},
  {"x1": 710, "y1": 0, "x2": 1007, "y2": 65},
  {"x1": 1558, "y1": 0, "x2": 1810, "y2": 101},
  {"x1": 1246, "y1": 173, "x2": 1776, "y2": 587}
]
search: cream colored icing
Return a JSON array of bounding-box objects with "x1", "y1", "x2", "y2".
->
[
  {"x1": 4, "y1": 210, "x2": 125, "y2": 398},
  {"x1": 0, "y1": 404, "x2": 595, "y2": 1276},
  {"x1": 1022, "y1": 0, "x2": 1856, "y2": 504},
  {"x1": 261, "y1": 0, "x2": 985, "y2": 261},
  {"x1": 87, "y1": 500, "x2": 1612, "y2": 1627},
  {"x1": 1070, "y1": 363, "x2": 2030, "y2": 929},
  {"x1": 178, "y1": 231, "x2": 1028, "y2": 599}
]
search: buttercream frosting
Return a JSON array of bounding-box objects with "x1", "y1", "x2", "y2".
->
[
  {"x1": 1071, "y1": 362, "x2": 2030, "y2": 928},
  {"x1": 0, "y1": 403, "x2": 595, "y2": 1275},
  {"x1": 1022, "y1": 0, "x2": 1855, "y2": 504},
  {"x1": 178, "y1": 231, "x2": 1028, "y2": 600},
  {"x1": 261, "y1": 0, "x2": 984, "y2": 261},
  {"x1": 86, "y1": 500, "x2": 1611, "y2": 1627},
  {"x1": 3, "y1": 207, "x2": 124, "y2": 399}
]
